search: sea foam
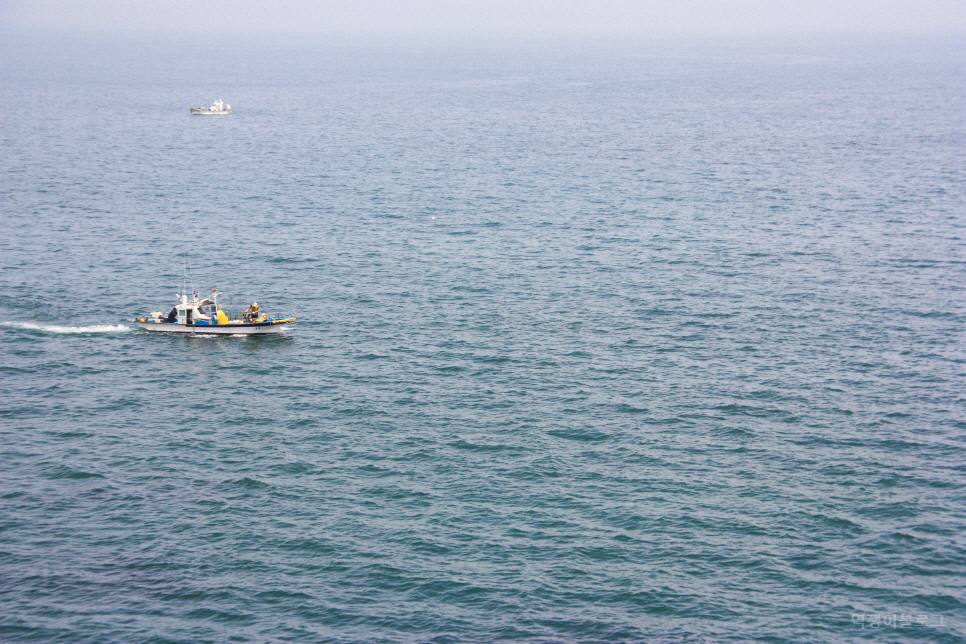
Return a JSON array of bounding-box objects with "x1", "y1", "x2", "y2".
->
[{"x1": 0, "y1": 321, "x2": 132, "y2": 334}]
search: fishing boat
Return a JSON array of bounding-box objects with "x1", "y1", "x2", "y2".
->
[
  {"x1": 135, "y1": 288, "x2": 295, "y2": 335},
  {"x1": 190, "y1": 99, "x2": 231, "y2": 115}
]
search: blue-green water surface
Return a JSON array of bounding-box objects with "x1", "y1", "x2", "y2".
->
[{"x1": 1, "y1": 33, "x2": 964, "y2": 643}]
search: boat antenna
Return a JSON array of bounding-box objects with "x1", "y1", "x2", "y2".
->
[{"x1": 187, "y1": 253, "x2": 194, "y2": 299}]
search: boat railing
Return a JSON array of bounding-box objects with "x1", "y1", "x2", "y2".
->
[
  {"x1": 219, "y1": 308, "x2": 295, "y2": 323},
  {"x1": 263, "y1": 311, "x2": 297, "y2": 322}
]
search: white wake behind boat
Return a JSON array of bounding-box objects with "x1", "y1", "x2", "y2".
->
[
  {"x1": 190, "y1": 99, "x2": 231, "y2": 115},
  {"x1": 135, "y1": 288, "x2": 295, "y2": 335}
]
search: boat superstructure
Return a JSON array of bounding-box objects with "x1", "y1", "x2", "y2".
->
[
  {"x1": 135, "y1": 287, "x2": 295, "y2": 335},
  {"x1": 190, "y1": 99, "x2": 231, "y2": 115}
]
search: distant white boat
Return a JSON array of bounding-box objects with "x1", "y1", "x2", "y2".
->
[{"x1": 190, "y1": 99, "x2": 231, "y2": 115}]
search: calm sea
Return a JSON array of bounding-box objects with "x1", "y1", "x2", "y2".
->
[{"x1": 1, "y1": 32, "x2": 964, "y2": 643}]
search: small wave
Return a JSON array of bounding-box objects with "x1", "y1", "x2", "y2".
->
[
  {"x1": 449, "y1": 440, "x2": 523, "y2": 452},
  {"x1": 45, "y1": 464, "x2": 105, "y2": 480},
  {"x1": 1, "y1": 321, "x2": 132, "y2": 334},
  {"x1": 547, "y1": 428, "x2": 611, "y2": 442},
  {"x1": 226, "y1": 477, "x2": 270, "y2": 489}
]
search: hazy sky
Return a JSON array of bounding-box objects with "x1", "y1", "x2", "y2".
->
[{"x1": 2, "y1": 0, "x2": 964, "y2": 37}]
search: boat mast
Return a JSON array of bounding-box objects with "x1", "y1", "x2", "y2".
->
[
  {"x1": 180, "y1": 252, "x2": 196, "y2": 303},
  {"x1": 187, "y1": 253, "x2": 195, "y2": 301}
]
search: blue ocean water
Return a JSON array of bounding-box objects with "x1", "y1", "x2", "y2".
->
[{"x1": 1, "y1": 32, "x2": 964, "y2": 643}]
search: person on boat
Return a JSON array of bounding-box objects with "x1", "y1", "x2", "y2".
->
[
  {"x1": 244, "y1": 302, "x2": 259, "y2": 322},
  {"x1": 164, "y1": 307, "x2": 178, "y2": 323}
]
